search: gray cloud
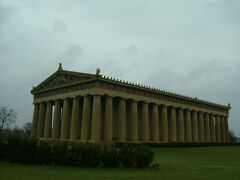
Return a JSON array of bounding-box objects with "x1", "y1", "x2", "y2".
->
[
  {"x1": 52, "y1": 20, "x2": 67, "y2": 33},
  {"x1": 61, "y1": 45, "x2": 82, "y2": 62},
  {"x1": 124, "y1": 45, "x2": 137, "y2": 56},
  {"x1": 0, "y1": 3, "x2": 16, "y2": 25}
]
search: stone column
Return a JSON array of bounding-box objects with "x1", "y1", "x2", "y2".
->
[
  {"x1": 52, "y1": 99, "x2": 61, "y2": 139},
  {"x1": 209, "y1": 114, "x2": 216, "y2": 142},
  {"x1": 192, "y1": 111, "x2": 198, "y2": 142},
  {"x1": 70, "y1": 97, "x2": 81, "y2": 140},
  {"x1": 220, "y1": 116, "x2": 226, "y2": 143},
  {"x1": 169, "y1": 107, "x2": 177, "y2": 142},
  {"x1": 185, "y1": 109, "x2": 192, "y2": 142},
  {"x1": 130, "y1": 100, "x2": 138, "y2": 143},
  {"x1": 215, "y1": 115, "x2": 221, "y2": 143},
  {"x1": 224, "y1": 116, "x2": 230, "y2": 142},
  {"x1": 198, "y1": 112, "x2": 205, "y2": 142},
  {"x1": 142, "y1": 102, "x2": 149, "y2": 142},
  {"x1": 61, "y1": 98, "x2": 71, "y2": 139},
  {"x1": 31, "y1": 103, "x2": 39, "y2": 137},
  {"x1": 177, "y1": 108, "x2": 184, "y2": 142},
  {"x1": 37, "y1": 102, "x2": 46, "y2": 138},
  {"x1": 152, "y1": 104, "x2": 159, "y2": 142},
  {"x1": 104, "y1": 96, "x2": 113, "y2": 144},
  {"x1": 44, "y1": 101, "x2": 52, "y2": 138},
  {"x1": 91, "y1": 95, "x2": 101, "y2": 143},
  {"x1": 204, "y1": 113, "x2": 211, "y2": 142},
  {"x1": 81, "y1": 95, "x2": 91, "y2": 142},
  {"x1": 161, "y1": 105, "x2": 168, "y2": 142},
  {"x1": 118, "y1": 98, "x2": 126, "y2": 142}
]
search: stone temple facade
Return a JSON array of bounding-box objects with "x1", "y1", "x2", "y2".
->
[{"x1": 31, "y1": 64, "x2": 231, "y2": 145}]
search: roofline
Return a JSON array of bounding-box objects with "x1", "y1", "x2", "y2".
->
[
  {"x1": 97, "y1": 77, "x2": 231, "y2": 110},
  {"x1": 32, "y1": 69, "x2": 97, "y2": 92},
  {"x1": 31, "y1": 68, "x2": 231, "y2": 110}
]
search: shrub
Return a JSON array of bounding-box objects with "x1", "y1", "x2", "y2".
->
[
  {"x1": 0, "y1": 137, "x2": 6, "y2": 159},
  {"x1": 134, "y1": 146, "x2": 153, "y2": 168},
  {"x1": 3, "y1": 135, "x2": 154, "y2": 168},
  {"x1": 6, "y1": 135, "x2": 21, "y2": 162},
  {"x1": 34, "y1": 141, "x2": 52, "y2": 164},
  {"x1": 18, "y1": 138, "x2": 38, "y2": 163},
  {"x1": 119, "y1": 145, "x2": 135, "y2": 168},
  {"x1": 64, "y1": 144, "x2": 83, "y2": 166},
  {"x1": 101, "y1": 147, "x2": 120, "y2": 167},
  {"x1": 81, "y1": 145, "x2": 101, "y2": 167},
  {"x1": 52, "y1": 143, "x2": 68, "y2": 165}
]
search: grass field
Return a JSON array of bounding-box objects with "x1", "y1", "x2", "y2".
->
[{"x1": 0, "y1": 146, "x2": 240, "y2": 180}]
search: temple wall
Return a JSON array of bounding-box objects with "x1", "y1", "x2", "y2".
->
[{"x1": 31, "y1": 88, "x2": 230, "y2": 144}]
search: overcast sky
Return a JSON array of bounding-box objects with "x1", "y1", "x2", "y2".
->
[{"x1": 0, "y1": 0, "x2": 239, "y2": 136}]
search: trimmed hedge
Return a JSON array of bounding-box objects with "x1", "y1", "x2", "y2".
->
[
  {"x1": 119, "y1": 145, "x2": 153, "y2": 168},
  {"x1": 18, "y1": 138, "x2": 38, "y2": 163},
  {"x1": 34, "y1": 141, "x2": 52, "y2": 164},
  {"x1": 81, "y1": 145, "x2": 101, "y2": 167},
  {"x1": 6, "y1": 135, "x2": 21, "y2": 162},
  {"x1": 0, "y1": 137, "x2": 6, "y2": 159},
  {"x1": 52, "y1": 143, "x2": 69, "y2": 165},
  {"x1": 101, "y1": 147, "x2": 120, "y2": 167},
  {"x1": 135, "y1": 146, "x2": 153, "y2": 168},
  {"x1": 119, "y1": 144, "x2": 135, "y2": 168},
  {"x1": 1, "y1": 135, "x2": 154, "y2": 168}
]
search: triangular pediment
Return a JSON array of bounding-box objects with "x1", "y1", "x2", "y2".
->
[{"x1": 32, "y1": 70, "x2": 96, "y2": 93}]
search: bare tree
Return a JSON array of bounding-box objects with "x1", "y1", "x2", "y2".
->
[
  {"x1": 229, "y1": 130, "x2": 237, "y2": 143},
  {"x1": 23, "y1": 122, "x2": 32, "y2": 137},
  {"x1": 0, "y1": 106, "x2": 17, "y2": 134}
]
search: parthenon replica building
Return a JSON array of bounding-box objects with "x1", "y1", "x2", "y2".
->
[{"x1": 31, "y1": 63, "x2": 231, "y2": 145}]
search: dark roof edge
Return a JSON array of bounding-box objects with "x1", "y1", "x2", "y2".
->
[
  {"x1": 31, "y1": 68, "x2": 231, "y2": 110},
  {"x1": 98, "y1": 76, "x2": 231, "y2": 110}
]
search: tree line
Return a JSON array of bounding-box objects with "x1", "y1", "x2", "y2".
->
[{"x1": 0, "y1": 106, "x2": 32, "y2": 138}]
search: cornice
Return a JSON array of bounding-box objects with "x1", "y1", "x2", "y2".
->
[
  {"x1": 31, "y1": 68, "x2": 231, "y2": 112},
  {"x1": 97, "y1": 77, "x2": 230, "y2": 111}
]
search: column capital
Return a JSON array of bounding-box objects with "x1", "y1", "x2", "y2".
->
[
  {"x1": 198, "y1": 111, "x2": 203, "y2": 115},
  {"x1": 118, "y1": 96, "x2": 126, "y2": 100},
  {"x1": 209, "y1": 113, "x2": 214, "y2": 117},
  {"x1": 92, "y1": 94, "x2": 102, "y2": 97},
  {"x1": 151, "y1": 102, "x2": 158, "y2": 106},
  {"x1": 105, "y1": 95, "x2": 114, "y2": 99},
  {"x1": 39, "y1": 101, "x2": 46, "y2": 105},
  {"x1": 82, "y1": 94, "x2": 91, "y2": 98},
  {"x1": 72, "y1": 95, "x2": 81, "y2": 99},
  {"x1": 55, "y1": 98, "x2": 62, "y2": 102},
  {"x1": 160, "y1": 104, "x2": 166, "y2": 108},
  {"x1": 176, "y1": 107, "x2": 183, "y2": 110},
  {"x1": 141, "y1": 101, "x2": 148, "y2": 105},
  {"x1": 130, "y1": 99, "x2": 138, "y2": 103},
  {"x1": 46, "y1": 100, "x2": 54, "y2": 104},
  {"x1": 63, "y1": 97, "x2": 72, "y2": 101}
]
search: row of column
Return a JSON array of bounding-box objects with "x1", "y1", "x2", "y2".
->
[{"x1": 31, "y1": 95, "x2": 230, "y2": 144}]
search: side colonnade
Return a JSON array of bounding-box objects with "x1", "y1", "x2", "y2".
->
[{"x1": 31, "y1": 94, "x2": 230, "y2": 144}]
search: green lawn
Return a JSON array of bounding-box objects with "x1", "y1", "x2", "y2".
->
[{"x1": 0, "y1": 146, "x2": 240, "y2": 180}]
